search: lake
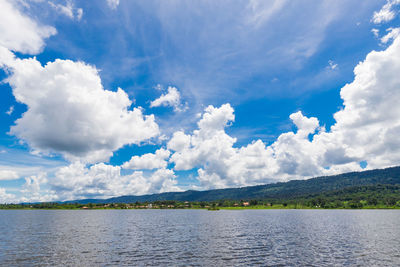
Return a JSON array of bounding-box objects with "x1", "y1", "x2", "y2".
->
[{"x1": 1, "y1": 209, "x2": 399, "y2": 266}]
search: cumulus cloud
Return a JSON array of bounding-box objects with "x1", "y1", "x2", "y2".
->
[
  {"x1": 19, "y1": 172, "x2": 58, "y2": 203},
  {"x1": 0, "y1": 0, "x2": 56, "y2": 54},
  {"x1": 167, "y1": 104, "x2": 338, "y2": 189},
  {"x1": 324, "y1": 36, "x2": 400, "y2": 169},
  {"x1": 150, "y1": 86, "x2": 186, "y2": 112},
  {"x1": 168, "y1": 105, "x2": 324, "y2": 188},
  {"x1": 0, "y1": 173, "x2": 55, "y2": 203},
  {"x1": 50, "y1": 162, "x2": 180, "y2": 200},
  {"x1": 106, "y1": 0, "x2": 119, "y2": 10},
  {"x1": 168, "y1": 104, "x2": 240, "y2": 188},
  {"x1": 289, "y1": 111, "x2": 320, "y2": 137},
  {"x1": 372, "y1": 0, "x2": 400, "y2": 24},
  {"x1": 48, "y1": 0, "x2": 83, "y2": 21},
  {"x1": 2, "y1": 55, "x2": 159, "y2": 163},
  {"x1": 0, "y1": 170, "x2": 19, "y2": 180},
  {"x1": 122, "y1": 148, "x2": 170, "y2": 170},
  {"x1": 167, "y1": 131, "x2": 191, "y2": 152},
  {"x1": 168, "y1": 36, "x2": 400, "y2": 188}
]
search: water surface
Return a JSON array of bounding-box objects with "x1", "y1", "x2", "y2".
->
[{"x1": 1, "y1": 209, "x2": 399, "y2": 266}]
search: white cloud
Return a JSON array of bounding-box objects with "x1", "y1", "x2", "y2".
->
[
  {"x1": 0, "y1": 172, "x2": 56, "y2": 203},
  {"x1": 76, "y1": 8, "x2": 83, "y2": 20},
  {"x1": 372, "y1": 28, "x2": 379, "y2": 38},
  {"x1": 19, "y1": 172, "x2": 58, "y2": 203},
  {"x1": 167, "y1": 131, "x2": 191, "y2": 152},
  {"x1": 327, "y1": 60, "x2": 338, "y2": 70},
  {"x1": 322, "y1": 36, "x2": 400, "y2": 169},
  {"x1": 48, "y1": 0, "x2": 83, "y2": 21},
  {"x1": 0, "y1": 0, "x2": 56, "y2": 54},
  {"x1": 0, "y1": 188, "x2": 16, "y2": 204},
  {"x1": 381, "y1": 27, "x2": 400, "y2": 44},
  {"x1": 5, "y1": 105, "x2": 14, "y2": 115},
  {"x1": 147, "y1": 168, "x2": 180, "y2": 194},
  {"x1": 0, "y1": 170, "x2": 19, "y2": 180},
  {"x1": 150, "y1": 86, "x2": 186, "y2": 112},
  {"x1": 372, "y1": 0, "x2": 400, "y2": 24},
  {"x1": 289, "y1": 111, "x2": 320, "y2": 137},
  {"x1": 106, "y1": 0, "x2": 119, "y2": 10},
  {"x1": 168, "y1": 105, "x2": 325, "y2": 188},
  {"x1": 168, "y1": 104, "x2": 240, "y2": 187},
  {"x1": 122, "y1": 148, "x2": 170, "y2": 170},
  {"x1": 50, "y1": 162, "x2": 180, "y2": 200},
  {"x1": 168, "y1": 37, "x2": 400, "y2": 189},
  {"x1": 0, "y1": 45, "x2": 16, "y2": 68},
  {"x1": 2, "y1": 54, "x2": 159, "y2": 163}
]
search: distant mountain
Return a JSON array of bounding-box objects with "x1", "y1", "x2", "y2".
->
[{"x1": 66, "y1": 166, "x2": 400, "y2": 204}]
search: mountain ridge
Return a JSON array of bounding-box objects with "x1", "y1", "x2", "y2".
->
[{"x1": 65, "y1": 166, "x2": 400, "y2": 204}]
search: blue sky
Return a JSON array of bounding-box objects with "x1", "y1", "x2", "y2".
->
[{"x1": 1, "y1": 0, "x2": 400, "y2": 202}]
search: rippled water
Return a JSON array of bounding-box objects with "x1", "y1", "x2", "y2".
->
[{"x1": 1, "y1": 210, "x2": 400, "y2": 266}]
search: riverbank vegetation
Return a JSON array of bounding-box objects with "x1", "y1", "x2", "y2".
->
[{"x1": 1, "y1": 184, "x2": 400, "y2": 210}]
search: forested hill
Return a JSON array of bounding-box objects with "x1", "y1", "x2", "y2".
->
[{"x1": 68, "y1": 166, "x2": 400, "y2": 204}]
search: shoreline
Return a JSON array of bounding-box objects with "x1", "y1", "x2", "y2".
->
[{"x1": 1, "y1": 206, "x2": 400, "y2": 210}]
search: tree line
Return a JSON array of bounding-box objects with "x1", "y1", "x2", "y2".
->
[{"x1": 1, "y1": 184, "x2": 400, "y2": 209}]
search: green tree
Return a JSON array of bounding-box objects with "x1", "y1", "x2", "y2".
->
[{"x1": 249, "y1": 200, "x2": 258, "y2": 206}]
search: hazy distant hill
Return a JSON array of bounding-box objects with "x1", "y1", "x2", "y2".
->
[{"x1": 66, "y1": 166, "x2": 400, "y2": 204}]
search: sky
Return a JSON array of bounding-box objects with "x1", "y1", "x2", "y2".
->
[{"x1": 1, "y1": 0, "x2": 400, "y2": 203}]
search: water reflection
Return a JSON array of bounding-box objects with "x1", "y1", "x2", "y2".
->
[{"x1": 1, "y1": 209, "x2": 400, "y2": 266}]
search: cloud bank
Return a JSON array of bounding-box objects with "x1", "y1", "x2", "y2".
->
[
  {"x1": 166, "y1": 36, "x2": 400, "y2": 188},
  {"x1": 49, "y1": 162, "x2": 180, "y2": 200}
]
